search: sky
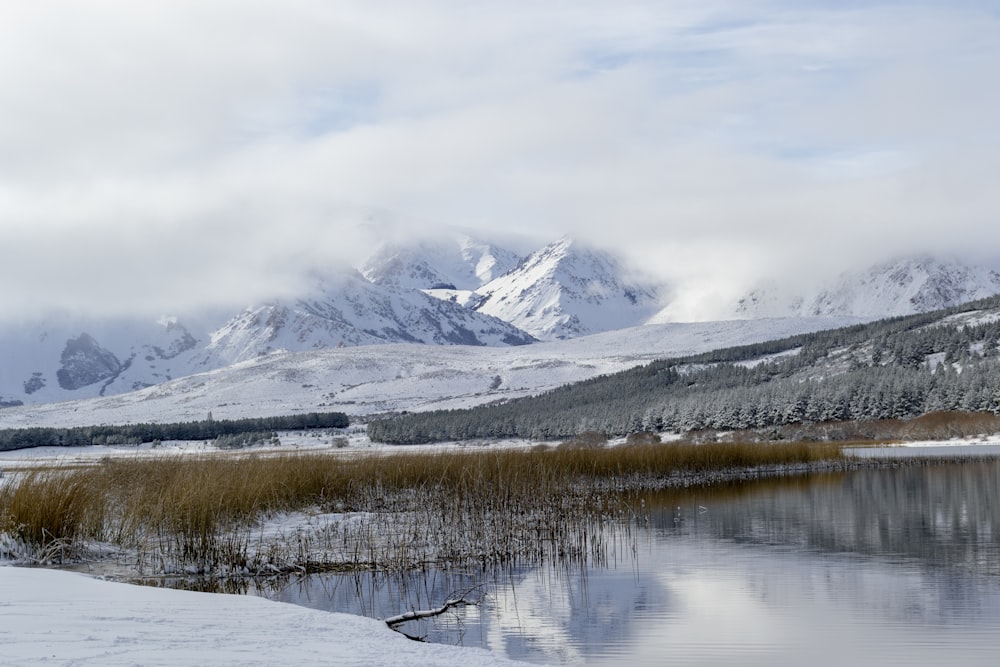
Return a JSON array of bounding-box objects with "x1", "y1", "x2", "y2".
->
[{"x1": 1, "y1": 0, "x2": 999, "y2": 321}]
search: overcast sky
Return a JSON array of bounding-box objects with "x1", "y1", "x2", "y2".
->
[{"x1": 2, "y1": 0, "x2": 999, "y2": 321}]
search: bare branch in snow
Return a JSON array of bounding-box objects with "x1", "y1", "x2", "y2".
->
[{"x1": 383, "y1": 588, "x2": 484, "y2": 629}]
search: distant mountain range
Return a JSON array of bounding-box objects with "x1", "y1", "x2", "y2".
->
[
  {"x1": 0, "y1": 267, "x2": 534, "y2": 408},
  {"x1": 734, "y1": 256, "x2": 1000, "y2": 319},
  {"x1": 2, "y1": 229, "x2": 1000, "y2": 411}
]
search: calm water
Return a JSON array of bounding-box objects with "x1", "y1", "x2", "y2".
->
[{"x1": 238, "y1": 461, "x2": 1000, "y2": 665}]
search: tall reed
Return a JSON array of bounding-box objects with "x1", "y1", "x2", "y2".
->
[{"x1": 0, "y1": 441, "x2": 844, "y2": 572}]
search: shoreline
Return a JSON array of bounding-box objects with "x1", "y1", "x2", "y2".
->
[{"x1": 0, "y1": 565, "x2": 529, "y2": 667}]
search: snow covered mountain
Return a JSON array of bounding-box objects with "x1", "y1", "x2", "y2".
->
[
  {"x1": 735, "y1": 256, "x2": 1000, "y2": 320},
  {"x1": 361, "y1": 234, "x2": 522, "y2": 291},
  {"x1": 9, "y1": 225, "x2": 997, "y2": 415},
  {"x1": 204, "y1": 270, "x2": 535, "y2": 365},
  {"x1": 0, "y1": 314, "x2": 215, "y2": 407},
  {"x1": 0, "y1": 271, "x2": 534, "y2": 408},
  {"x1": 473, "y1": 237, "x2": 663, "y2": 340}
]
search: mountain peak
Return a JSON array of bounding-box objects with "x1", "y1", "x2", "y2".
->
[{"x1": 473, "y1": 238, "x2": 662, "y2": 340}]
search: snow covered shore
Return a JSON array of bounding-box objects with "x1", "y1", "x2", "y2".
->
[{"x1": 0, "y1": 566, "x2": 529, "y2": 667}]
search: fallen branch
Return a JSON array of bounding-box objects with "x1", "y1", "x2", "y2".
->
[{"x1": 384, "y1": 590, "x2": 482, "y2": 628}]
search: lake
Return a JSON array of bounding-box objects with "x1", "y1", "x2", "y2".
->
[{"x1": 207, "y1": 460, "x2": 1000, "y2": 665}]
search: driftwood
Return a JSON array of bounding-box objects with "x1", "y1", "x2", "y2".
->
[{"x1": 383, "y1": 589, "x2": 482, "y2": 629}]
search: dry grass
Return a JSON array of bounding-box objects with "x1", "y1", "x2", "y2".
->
[
  {"x1": 0, "y1": 441, "x2": 843, "y2": 572},
  {"x1": 686, "y1": 411, "x2": 1000, "y2": 445}
]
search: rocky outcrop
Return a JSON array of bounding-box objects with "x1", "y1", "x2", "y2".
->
[{"x1": 56, "y1": 334, "x2": 122, "y2": 390}]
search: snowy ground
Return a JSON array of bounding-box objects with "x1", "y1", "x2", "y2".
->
[
  {"x1": 0, "y1": 430, "x2": 550, "y2": 472},
  {"x1": 4, "y1": 429, "x2": 1000, "y2": 473},
  {"x1": 0, "y1": 566, "x2": 530, "y2": 667}
]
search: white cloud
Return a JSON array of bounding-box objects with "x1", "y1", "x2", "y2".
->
[{"x1": 1, "y1": 0, "x2": 998, "y2": 321}]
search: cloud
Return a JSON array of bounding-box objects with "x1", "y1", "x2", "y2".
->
[{"x1": 1, "y1": 0, "x2": 998, "y2": 321}]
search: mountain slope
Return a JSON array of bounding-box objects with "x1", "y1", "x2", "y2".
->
[
  {"x1": 203, "y1": 270, "x2": 535, "y2": 365},
  {"x1": 367, "y1": 295, "x2": 1000, "y2": 443},
  {"x1": 473, "y1": 238, "x2": 662, "y2": 340},
  {"x1": 0, "y1": 316, "x2": 859, "y2": 428},
  {"x1": 736, "y1": 256, "x2": 1000, "y2": 319}
]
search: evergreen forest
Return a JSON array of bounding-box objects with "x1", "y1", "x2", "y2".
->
[
  {"x1": 0, "y1": 411, "x2": 349, "y2": 452},
  {"x1": 368, "y1": 296, "x2": 1000, "y2": 443}
]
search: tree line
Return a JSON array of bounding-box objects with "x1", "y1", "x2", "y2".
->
[{"x1": 0, "y1": 411, "x2": 349, "y2": 452}]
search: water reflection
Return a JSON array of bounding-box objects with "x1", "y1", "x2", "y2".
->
[
  {"x1": 160, "y1": 461, "x2": 1000, "y2": 665},
  {"x1": 648, "y1": 461, "x2": 1000, "y2": 575}
]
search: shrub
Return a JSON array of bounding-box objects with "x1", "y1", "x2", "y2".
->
[{"x1": 626, "y1": 431, "x2": 661, "y2": 446}]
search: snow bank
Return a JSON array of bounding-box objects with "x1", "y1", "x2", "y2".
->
[{"x1": 0, "y1": 566, "x2": 529, "y2": 667}]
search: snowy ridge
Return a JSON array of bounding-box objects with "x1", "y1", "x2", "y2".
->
[
  {"x1": 474, "y1": 237, "x2": 663, "y2": 340},
  {"x1": 361, "y1": 233, "x2": 522, "y2": 291},
  {"x1": 205, "y1": 270, "x2": 535, "y2": 363},
  {"x1": 0, "y1": 316, "x2": 857, "y2": 428},
  {"x1": 736, "y1": 255, "x2": 1000, "y2": 320}
]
